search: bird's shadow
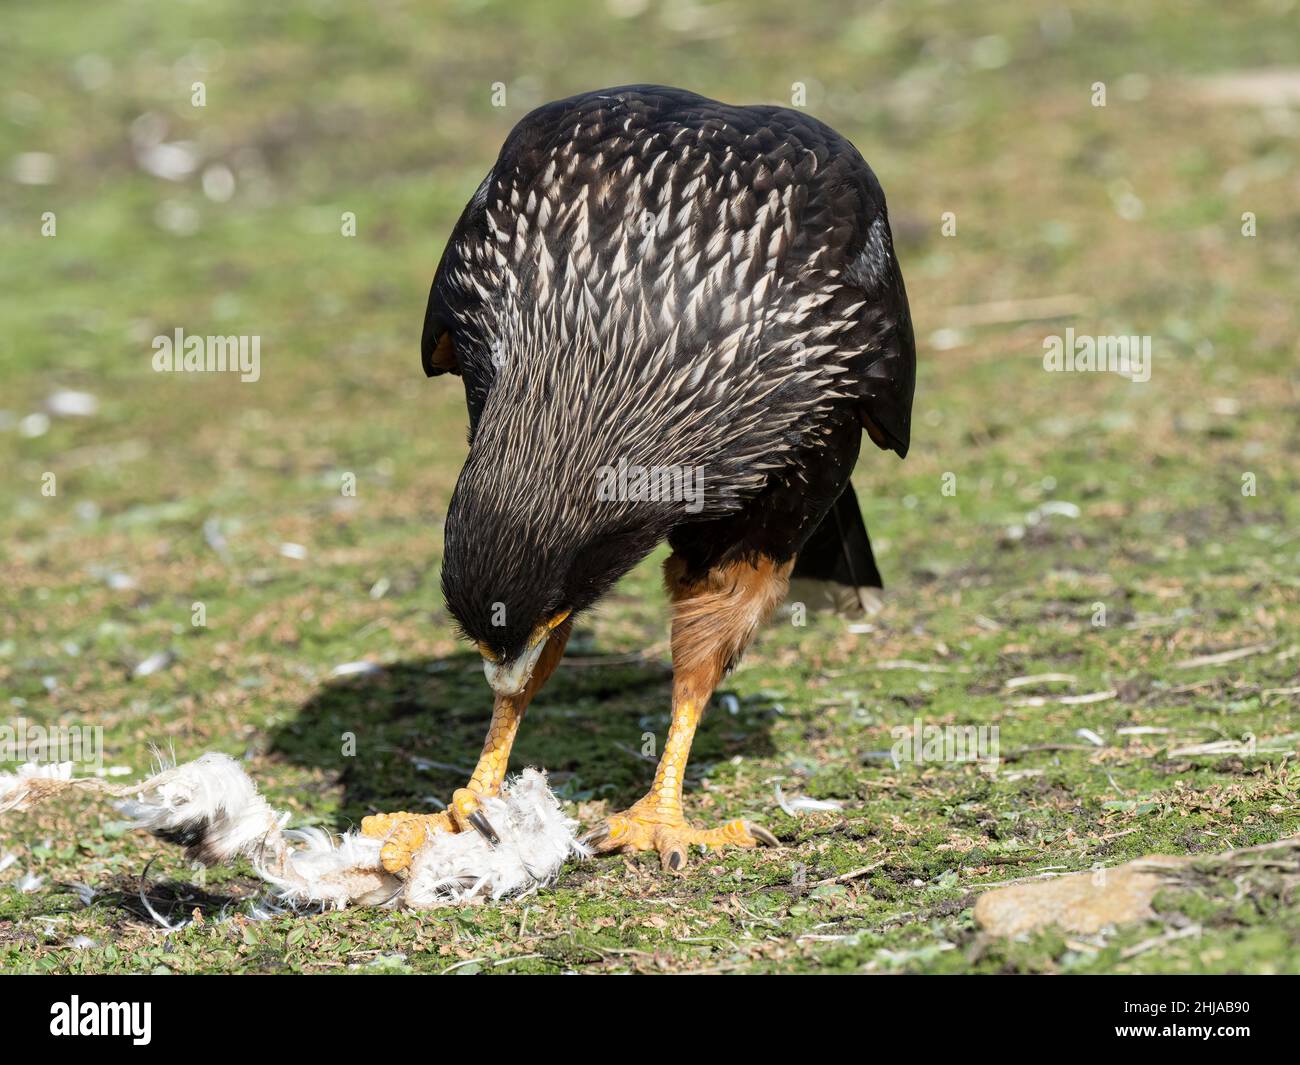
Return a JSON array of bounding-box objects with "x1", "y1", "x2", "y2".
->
[
  {"x1": 84, "y1": 875, "x2": 262, "y2": 927},
  {"x1": 266, "y1": 645, "x2": 777, "y2": 831}
]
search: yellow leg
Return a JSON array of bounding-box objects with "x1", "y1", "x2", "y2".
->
[
  {"x1": 589, "y1": 694, "x2": 775, "y2": 871},
  {"x1": 585, "y1": 555, "x2": 788, "y2": 872},
  {"x1": 362, "y1": 623, "x2": 569, "y2": 872}
]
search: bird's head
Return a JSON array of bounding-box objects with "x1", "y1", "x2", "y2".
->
[{"x1": 440, "y1": 448, "x2": 665, "y2": 697}]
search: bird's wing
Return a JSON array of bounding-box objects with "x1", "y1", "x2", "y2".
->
[
  {"x1": 755, "y1": 107, "x2": 916, "y2": 459},
  {"x1": 823, "y1": 178, "x2": 917, "y2": 459},
  {"x1": 420, "y1": 174, "x2": 498, "y2": 432}
]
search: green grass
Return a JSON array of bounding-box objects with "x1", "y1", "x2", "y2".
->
[{"x1": 2, "y1": 0, "x2": 1298, "y2": 974}]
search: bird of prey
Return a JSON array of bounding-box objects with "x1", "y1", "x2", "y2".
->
[{"x1": 362, "y1": 85, "x2": 915, "y2": 874}]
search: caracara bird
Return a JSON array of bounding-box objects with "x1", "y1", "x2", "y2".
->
[{"x1": 362, "y1": 85, "x2": 915, "y2": 874}]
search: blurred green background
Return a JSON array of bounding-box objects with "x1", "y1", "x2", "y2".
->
[{"x1": 1, "y1": 1, "x2": 1298, "y2": 974}]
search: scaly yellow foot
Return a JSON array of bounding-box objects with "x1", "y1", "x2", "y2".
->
[
  {"x1": 361, "y1": 787, "x2": 497, "y2": 873},
  {"x1": 583, "y1": 799, "x2": 778, "y2": 873}
]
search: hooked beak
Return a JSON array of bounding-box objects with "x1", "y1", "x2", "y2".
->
[
  {"x1": 482, "y1": 635, "x2": 548, "y2": 697},
  {"x1": 479, "y1": 610, "x2": 570, "y2": 697}
]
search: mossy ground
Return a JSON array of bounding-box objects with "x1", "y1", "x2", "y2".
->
[{"x1": 2, "y1": 0, "x2": 1298, "y2": 974}]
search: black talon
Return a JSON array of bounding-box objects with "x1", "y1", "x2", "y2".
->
[
  {"x1": 579, "y1": 824, "x2": 610, "y2": 848},
  {"x1": 665, "y1": 849, "x2": 684, "y2": 872},
  {"x1": 749, "y1": 824, "x2": 780, "y2": 847},
  {"x1": 468, "y1": 810, "x2": 500, "y2": 846}
]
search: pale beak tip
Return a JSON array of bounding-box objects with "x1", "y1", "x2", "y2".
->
[
  {"x1": 481, "y1": 628, "x2": 551, "y2": 697},
  {"x1": 483, "y1": 659, "x2": 521, "y2": 696}
]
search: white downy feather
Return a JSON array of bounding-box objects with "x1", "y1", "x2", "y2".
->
[
  {"x1": 0, "y1": 761, "x2": 75, "y2": 812},
  {"x1": 0, "y1": 752, "x2": 583, "y2": 910},
  {"x1": 405, "y1": 768, "x2": 588, "y2": 908},
  {"x1": 115, "y1": 753, "x2": 285, "y2": 866}
]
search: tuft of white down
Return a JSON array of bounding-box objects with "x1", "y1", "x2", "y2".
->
[
  {"x1": 3, "y1": 752, "x2": 585, "y2": 909},
  {"x1": 0, "y1": 762, "x2": 75, "y2": 812},
  {"x1": 115, "y1": 753, "x2": 284, "y2": 865},
  {"x1": 270, "y1": 828, "x2": 395, "y2": 909},
  {"x1": 405, "y1": 768, "x2": 589, "y2": 908},
  {"x1": 111, "y1": 754, "x2": 398, "y2": 908}
]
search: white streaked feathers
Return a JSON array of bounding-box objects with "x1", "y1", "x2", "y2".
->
[{"x1": 442, "y1": 115, "x2": 880, "y2": 550}]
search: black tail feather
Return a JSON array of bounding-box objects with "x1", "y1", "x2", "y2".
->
[{"x1": 789, "y1": 484, "x2": 883, "y2": 614}]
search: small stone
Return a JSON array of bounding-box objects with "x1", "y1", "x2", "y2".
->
[{"x1": 974, "y1": 855, "x2": 1192, "y2": 937}]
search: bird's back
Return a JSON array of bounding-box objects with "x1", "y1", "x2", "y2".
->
[{"x1": 424, "y1": 85, "x2": 914, "y2": 521}]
